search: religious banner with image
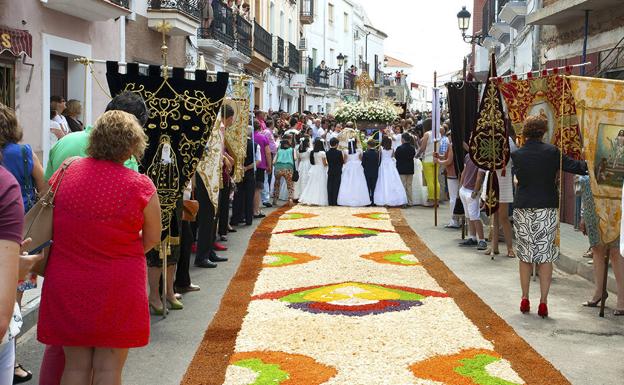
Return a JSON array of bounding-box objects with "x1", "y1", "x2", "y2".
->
[
  {"x1": 569, "y1": 76, "x2": 624, "y2": 243},
  {"x1": 106, "y1": 62, "x2": 228, "y2": 240},
  {"x1": 224, "y1": 78, "x2": 251, "y2": 184},
  {"x1": 499, "y1": 74, "x2": 582, "y2": 159}
]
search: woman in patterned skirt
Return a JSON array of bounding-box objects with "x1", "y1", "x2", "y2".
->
[{"x1": 511, "y1": 115, "x2": 587, "y2": 318}]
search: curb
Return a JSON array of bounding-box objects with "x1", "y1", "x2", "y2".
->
[{"x1": 556, "y1": 251, "x2": 617, "y2": 294}]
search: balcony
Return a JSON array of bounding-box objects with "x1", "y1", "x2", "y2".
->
[
  {"x1": 147, "y1": 0, "x2": 201, "y2": 36},
  {"x1": 253, "y1": 22, "x2": 273, "y2": 61},
  {"x1": 236, "y1": 16, "x2": 252, "y2": 58},
  {"x1": 300, "y1": 0, "x2": 314, "y2": 25},
  {"x1": 489, "y1": 22, "x2": 511, "y2": 45},
  {"x1": 197, "y1": 1, "x2": 235, "y2": 53},
  {"x1": 527, "y1": 0, "x2": 622, "y2": 26},
  {"x1": 344, "y1": 71, "x2": 357, "y2": 90},
  {"x1": 499, "y1": 0, "x2": 527, "y2": 30},
  {"x1": 286, "y1": 42, "x2": 300, "y2": 73},
  {"x1": 272, "y1": 36, "x2": 285, "y2": 67},
  {"x1": 40, "y1": 0, "x2": 131, "y2": 22}
]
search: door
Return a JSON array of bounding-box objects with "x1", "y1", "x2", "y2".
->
[{"x1": 50, "y1": 54, "x2": 68, "y2": 100}]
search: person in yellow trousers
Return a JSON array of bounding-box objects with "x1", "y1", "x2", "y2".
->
[{"x1": 418, "y1": 118, "x2": 439, "y2": 206}]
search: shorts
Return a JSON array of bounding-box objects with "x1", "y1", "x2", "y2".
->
[
  {"x1": 459, "y1": 186, "x2": 480, "y2": 221},
  {"x1": 255, "y1": 168, "x2": 265, "y2": 189}
]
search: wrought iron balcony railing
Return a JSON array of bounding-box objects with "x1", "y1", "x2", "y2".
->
[
  {"x1": 236, "y1": 15, "x2": 252, "y2": 57},
  {"x1": 287, "y1": 42, "x2": 300, "y2": 73},
  {"x1": 253, "y1": 22, "x2": 273, "y2": 61},
  {"x1": 273, "y1": 36, "x2": 285, "y2": 67},
  {"x1": 300, "y1": 0, "x2": 314, "y2": 24},
  {"x1": 109, "y1": 0, "x2": 130, "y2": 8},
  {"x1": 197, "y1": 0, "x2": 234, "y2": 47},
  {"x1": 147, "y1": 0, "x2": 200, "y2": 20}
]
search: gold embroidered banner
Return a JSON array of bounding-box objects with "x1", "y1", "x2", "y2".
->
[
  {"x1": 197, "y1": 119, "x2": 223, "y2": 211},
  {"x1": 224, "y1": 79, "x2": 250, "y2": 183},
  {"x1": 499, "y1": 75, "x2": 582, "y2": 159},
  {"x1": 569, "y1": 76, "x2": 624, "y2": 244}
]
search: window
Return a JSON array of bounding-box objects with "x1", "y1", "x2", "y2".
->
[
  {"x1": 269, "y1": 2, "x2": 275, "y2": 33},
  {"x1": 280, "y1": 11, "x2": 284, "y2": 39},
  {"x1": 288, "y1": 19, "x2": 293, "y2": 43},
  {"x1": 312, "y1": 48, "x2": 318, "y2": 67},
  {"x1": 330, "y1": 48, "x2": 335, "y2": 67},
  {"x1": 0, "y1": 59, "x2": 15, "y2": 108},
  {"x1": 344, "y1": 12, "x2": 348, "y2": 33},
  {"x1": 328, "y1": 3, "x2": 334, "y2": 24}
]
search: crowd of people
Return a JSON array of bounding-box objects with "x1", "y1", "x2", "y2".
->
[{"x1": 1, "y1": 94, "x2": 624, "y2": 385}]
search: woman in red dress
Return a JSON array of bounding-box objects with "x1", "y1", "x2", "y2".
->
[{"x1": 37, "y1": 110, "x2": 162, "y2": 385}]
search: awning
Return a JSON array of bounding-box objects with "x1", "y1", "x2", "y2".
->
[{"x1": 0, "y1": 26, "x2": 32, "y2": 57}]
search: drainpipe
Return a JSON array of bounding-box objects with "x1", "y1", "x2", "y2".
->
[
  {"x1": 120, "y1": 16, "x2": 126, "y2": 63},
  {"x1": 581, "y1": 10, "x2": 589, "y2": 75}
]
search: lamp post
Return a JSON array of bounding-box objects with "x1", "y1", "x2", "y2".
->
[{"x1": 456, "y1": 5, "x2": 487, "y2": 80}]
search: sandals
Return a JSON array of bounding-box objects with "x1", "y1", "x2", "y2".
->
[
  {"x1": 484, "y1": 248, "x2": 500, "y2": 256},
  {"x1": 582, "y1": 293, "x2": 608, "y2": 307},
  {"x1": 14, "y1": 363, "x2": 33, "y2": 384}
]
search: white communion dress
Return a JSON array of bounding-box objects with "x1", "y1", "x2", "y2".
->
[
  {"x1": 294, "y1": 148, "x2": 312, "y2": 200},
  {"x1": 299, "y1": 151, "x2": 329, "y2": 206},
  {"x1": 374, "y1": 149, "x2": 408, "y2": 207},
  {"x1": 411, "y1": 158, "x2": 428, "y2": 205},
  {"x1": 337, "y1": 149, "x2": 371, "y2": 207}
]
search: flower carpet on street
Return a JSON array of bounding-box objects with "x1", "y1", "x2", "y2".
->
[{"x1": 182, "y1": 207, "x2": 570, "y2": 385}]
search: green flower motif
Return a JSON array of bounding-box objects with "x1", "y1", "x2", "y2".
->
[
  {"x1": 454, "y1": 354, "x2": 518, "y2": 385},
  {"x1": 233, "y1": 358, "x2": 289, "y2": 385}
]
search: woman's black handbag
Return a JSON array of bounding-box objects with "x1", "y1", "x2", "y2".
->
[{"x1": 291, "y1": 148, "x2": 299, "y2": 182}]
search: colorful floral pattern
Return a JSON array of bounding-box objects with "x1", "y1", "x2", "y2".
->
[
  {"x1": 253, "y1": 282, "x2": 447, "y2": 316},
  {"x1": 220, "y1": 207, "x2": 532, "y2": 384},
  {"x1": 280, "y1": 212, "x2": 318, "y2": 220},
  {"x1": 410, "y1": 349, "x2": 523, "y2": 385},
  {"x1": 352, "y1": 212, "x2": 390, "y2": 220},
  {"x1": 263, "y1": 252, "x2": 319, "y2": 268},
  {"x1": 360, "y1": 250, "x2": 421, "y2": 265},
  {"x1": 228, "y1": 351, "x2": 337, "y2": 385},
  {"x1": 275, "y1": 226, "x2": 392, "y2": 239}
]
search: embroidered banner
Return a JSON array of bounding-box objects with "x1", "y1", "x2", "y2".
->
[
  {"x1": 569, "y1": 76, "x2": 624, "y2": 244},
  {"x1": 499, "y1": 75, "x2": 582, "y2": 159},
  {"x1": 469, "y1": 54, "x2": 509, "y2": 171},
  {"x1": 106, "y1": 62, "x2": 228, "y2": 237}
]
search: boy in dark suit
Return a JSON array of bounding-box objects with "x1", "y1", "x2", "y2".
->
[
  {"x1": 326, "y1": 137, "x2": 344, "y2": 206},
  {"x1": 361, "y1": 139, "x2": 379, "y2": 205},
  {"x1": 395, "y1": 132, "x2": 416, "y2": 206}
]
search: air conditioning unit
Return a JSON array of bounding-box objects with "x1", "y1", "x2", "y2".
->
[{"x1": 298, "y1": 38, "x2": 307, "y2": 51}]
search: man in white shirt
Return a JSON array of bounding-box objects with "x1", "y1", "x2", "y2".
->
[{"x1": 311, "y1": 118, "x2": 321, "y2": 141}]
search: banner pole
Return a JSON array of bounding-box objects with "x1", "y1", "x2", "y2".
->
[{"x1": 433, "y1": 71, "x2": 438, "y2": 227}]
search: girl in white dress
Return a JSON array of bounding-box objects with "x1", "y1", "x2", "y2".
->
[
  {"x1": 294, "y1": 136, "x2": 312, "y2": 200},
  {"x1": 412, "y1": 158, "x2": 428, "y2": 205},
  {"x1": 374, "y1": 136, "x2": 408, "y2": 207},
  {"x1": 337, "y1": 139, "x2": 371, "y2": 207},
  {"x1": 299, "y1": 139, "x2": 328, "y2": 206}
]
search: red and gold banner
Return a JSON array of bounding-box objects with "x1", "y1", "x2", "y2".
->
[{"x1": 499, "y1": 75, "x2": 582, "y2": 159}]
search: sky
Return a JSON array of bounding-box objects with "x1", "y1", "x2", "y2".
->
[{"x1": 357, "y1": 0, "x2": 474, "y2": 87}]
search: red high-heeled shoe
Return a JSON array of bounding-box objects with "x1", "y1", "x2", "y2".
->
[
  {"x1": 538, "y1": 303, "x2": 548, "y2": 318},
  {"x1": 520, "y1": 298, "x2": 530, "y2": 313}
]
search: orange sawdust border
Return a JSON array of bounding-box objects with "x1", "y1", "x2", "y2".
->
[
  {"x1": 389, "y1": 208, "x2": 570, "y2": 385},
  {"x1": 180, "y1": 206, "x2": 289, "y2": 385}
]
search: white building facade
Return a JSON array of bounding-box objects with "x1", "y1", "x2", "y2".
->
[{"x1": 301, "y1": 0, "x2": 386, "y2": 113}]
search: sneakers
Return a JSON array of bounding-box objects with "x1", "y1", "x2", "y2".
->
[
  {"x1": 477, "y1": 240, "x2": 488, "y2": 250},
  {"x1": 458, "y1": 239, "x2": 478, "y2": 247}
]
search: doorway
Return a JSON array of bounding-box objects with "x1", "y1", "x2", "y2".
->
[{"x1": 50, "y1": 54, "x2": 68, "y2": 100}]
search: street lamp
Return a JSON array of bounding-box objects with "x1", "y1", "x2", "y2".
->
[
  {"x1": 456, "y1": 6, "x2": 486, "y2": 46},
  {"x1": 383, "y1": 57, "x2": 388, "y2": 67},
  {"x1": 328, "y1": 53, "x2": 346, "y2": 74}
]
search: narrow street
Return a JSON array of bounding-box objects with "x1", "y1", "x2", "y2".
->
[{"x1": 15, "y1": 204, "x2": 623, "y2": 385}]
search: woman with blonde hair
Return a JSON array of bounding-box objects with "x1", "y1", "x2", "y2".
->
[
  {"x1": 37, "y1": 110, "x2": 161, "y2": 385},
  {"x1": 62, "y1": 99, "x2": 84, "y2": 132}
]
